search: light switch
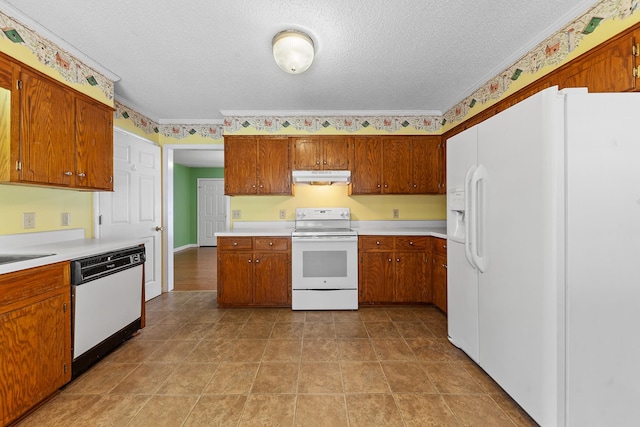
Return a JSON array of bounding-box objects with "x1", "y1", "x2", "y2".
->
[
  {"x1": 23, "y1": 212, "x2": 35, "y2": 229},
  {"x1": 61, "y1": 212, "x2": 71, "y2": 226}
]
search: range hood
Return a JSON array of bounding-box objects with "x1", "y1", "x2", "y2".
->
[{"x1": 292, "y1": 170, "x2": 351, "y2": 185}]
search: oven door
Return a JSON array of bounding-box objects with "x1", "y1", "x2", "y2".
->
[{"x1": 291, "y1": 236, "x2": 358, "y2": 290}]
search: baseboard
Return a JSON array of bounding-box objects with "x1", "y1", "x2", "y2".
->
[{"x1": 173, "y1": 243, "x2": 198, "y2": 253}]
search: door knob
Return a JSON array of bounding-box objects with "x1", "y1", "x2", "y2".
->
[{"x1": 155, "y1": 226, "x2": 164, "y2": 231}]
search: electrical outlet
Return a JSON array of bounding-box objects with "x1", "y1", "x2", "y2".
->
[
  {"x1": 279, "y1": 209, "x2": 286, "y2": 219},
  {"x1": 232, "y1": 210, "x2": 241, "y2": 219},
  {"x1": 61, "y1": 212, "x2": 71, "y2": 226},
  {"x1": 23, "y1": 212, "x2": 35, "y2": 229},
  {"x1": 393, "y1": 209, "x2": 399, "y2": 219}
]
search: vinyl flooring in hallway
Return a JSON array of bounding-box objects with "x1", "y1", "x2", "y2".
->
[{"x1": 16, "y1": 291, "x2": 537, "y2": 426}]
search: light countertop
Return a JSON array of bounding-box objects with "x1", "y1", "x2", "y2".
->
[
  {"x1": 215, "y1": 220, "x2": 447, "y2": 240},
  {"x1": 0, "y1": 229, "x2": 146, "y2": 275}
]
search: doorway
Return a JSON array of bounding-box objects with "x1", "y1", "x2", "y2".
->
[{"x1": 162, "y1": 143, "x2": 227, "y2": 293}]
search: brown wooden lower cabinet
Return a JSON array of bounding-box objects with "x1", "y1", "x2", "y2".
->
[
  {"x1": 431, "y1": 237, "x2": 448, "y2": 313},
  {"x1": 358, "y1": 236, "x2": 431, "y2": 304},
  {"x1": 0, "y1": 262, "x2": 71, "y2": 426},
  {"x1": 217, "y1": 236, "x2": 291, "y2": 307}
]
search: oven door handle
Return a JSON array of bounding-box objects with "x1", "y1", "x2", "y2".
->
[{"x1": 292, "y1": 237, "x2": 358, "y2": 243}]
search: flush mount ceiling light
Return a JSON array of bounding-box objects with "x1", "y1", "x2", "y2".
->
[{"x1": 272, "y1": 30, "x2": 314, "y2": 74}]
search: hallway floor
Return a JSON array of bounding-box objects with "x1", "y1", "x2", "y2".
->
[{"x1": 17, "y1": 292, "x2": 537, "y2": 426}]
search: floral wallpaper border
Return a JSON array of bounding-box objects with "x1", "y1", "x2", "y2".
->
[
  {"x1": 115, "y1": 100, "x2": 224, "y2": 140},
  {"x1": 0, "y1": 10, "x2": 114, "y2": 102}
]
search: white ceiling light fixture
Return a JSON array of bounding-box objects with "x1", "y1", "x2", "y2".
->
[{"x1": 272, "y1": 30, "x2": 314, "y2": 74}]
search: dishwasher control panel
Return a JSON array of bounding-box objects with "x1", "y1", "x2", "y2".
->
[{"x1": 71, "y1": 245, "x2": 146, "y2": 285}]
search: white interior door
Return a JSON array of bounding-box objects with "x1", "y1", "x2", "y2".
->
[
  {"x1": 98, "y1": 128, "x2": 162, "y2": 301},
  {"x1": 197, "y1": 178, "x2": 226, "y2": 246}
]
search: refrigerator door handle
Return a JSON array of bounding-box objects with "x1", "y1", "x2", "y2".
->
[
  {"x1": 470, "y1": 164, "x2": 487, "y2": 273},
  {"x1": 464, "y1": 166, "x2": 477, "y2": 269}
]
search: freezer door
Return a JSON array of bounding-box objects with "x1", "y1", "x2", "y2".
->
[{"x1": 446, "y1": 126, "x2": 480, "y2": 362}]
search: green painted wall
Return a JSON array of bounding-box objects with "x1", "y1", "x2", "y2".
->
[
  {"x1": 173, "y1": 164, "x2": 192, "y2": 248},
  {"x1": 173, "y1": 165, "x2": 224, "y2": 248}
]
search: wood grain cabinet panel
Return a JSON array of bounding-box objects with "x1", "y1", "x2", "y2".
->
[
  {"x1": 20, "y1": 68, "x2": 75, "y2": 186},
  {"x1": 351, "y1": 136, "x2": 383, "y2": 194},
  {"x1": 217, "y1": 236, "x2": 291, "y2": 307},
  {"x1": 292, "y1": 136, "x2": 350, "y2": 170},
  {"x1": 359, "y1": 235, "x2": 430, "y2": 304},
  {"x1": 224, "y1": 136, "x2": 291, "y2": 195},
  {"x1": 0, "y1": 53, "x2": 114, "y2": 191},
  {"x1": 431, "y1": 237, "x2": 448, "y2": 313},
  {"x1": 0, "y1": 262, "x2": 71, "y2": 426},
  {"x1": 75, "y1": 97, "x2": 114, "y2": 190},
  {"x1": 558, "y1": 32, "x2": 637, "y2": 93}
]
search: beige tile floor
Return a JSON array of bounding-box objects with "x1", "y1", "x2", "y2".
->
[{"x1": 17, "y1": 292, "x2": 538, "y2": 426}]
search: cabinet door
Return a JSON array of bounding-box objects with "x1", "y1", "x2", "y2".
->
[
  {"x1": 0, "y1": 293, "x2": 69, "y2": 426},
  {"x1": 257, "y1": 136, "x2": 291, "y2": 194},
  {"x1": 254, "y1": 252, "x2": 290, "y2": 305},
  {"x1": 323, "y1": 137, "x2": 350, "y2": 170},
  {"x1": 381, "y1": 137, "x2": 411, "y2": 193},
  {"x1": 432, "y1": 252, "x2": 447, "y2": 312},
  {"x1": 0, "y1": 55, "x2": 20, "y2": 183},
  {"x1": 359, "y1": 252, "x2": 394, "y2": 303},
  {"x1": 394, "y1": 252, "x2": 426, "y2": 302},
  {"x1": 217, "y1": 253, "x2": 253, "y2": 305},
  {"x1": 411, "y1": 136, "x2": 441, "y2": 194},
  {"x1": 75, "y1": 97, "x2": 113, "y2": 190},
  {"x1": 559, "y1": 33, "x2": 636, "y2": 92},
  {"x1": 224, "y1": 136, "x2": 257, "y2": 195},
  {"x1": 292, "y1": 137, "x2": 321, "y2": 170},
  {"x1": 20, "y1": 68, "x2": 75, "y2": 186},
  {"x1": 351, "y1": 137, "x2": 382, "y2": 194}
]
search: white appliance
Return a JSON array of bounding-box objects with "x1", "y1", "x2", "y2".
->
[
  {"x1": 71, "y1": 245, "x2": 145, "y2": 378},
  {"x1": 291, "y1": 207, "x2": 358, "y2": 310},
  {"x1": 446, "y1": 86, "x2": 640, "y2": 427},
  {"x1": 291, "y1": 170, "x2": 351, "y2": 185}
]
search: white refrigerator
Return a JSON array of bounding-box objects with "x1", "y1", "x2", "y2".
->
[{"x1": 446, "y1": 86, "x2": 640, "y2": 427}]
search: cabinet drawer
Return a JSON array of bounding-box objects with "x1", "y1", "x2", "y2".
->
[
  {"x1": 432, "y1": 237, "x2": 447, "y2": 255},
  {"x1": 254, "y1": 237, "x2": 289, "y2": 251},
  {"x1": 359, "y1": 236, "x2": 394, "y2": 251},
  {"x1": 395, "y1": 236, "x2": 428, "y2": 251},
  {"x1": 218, "y1": 237, "x2": 253, "y2": 251},
  {"x1": 0, "y1": 262, "x2": 68, "y2": 311}
]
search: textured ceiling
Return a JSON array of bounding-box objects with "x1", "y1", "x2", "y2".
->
[{"x1": 2, "y1": 0, "x2": 598, "y2": 124}]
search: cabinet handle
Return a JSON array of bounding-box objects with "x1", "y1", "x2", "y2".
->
[
  {"x1": 233, "y1": 242, "x2": 238, "y2": 246},
  {"x1": 323, "y1": 160, "x2": 327, "y2": 164},
  {"x1": 377, "y1": 184, "x2": 381, "y2": 188},
  {"x1": 255, "y1": 259, "x2": 260, "y2": 263},
  {"x1": 396, "y1": 258, "x2": 400, "y2": 262},
  {"x1": 316, "y1": 161, "x2": 320, "y2": 165},
  {"x1": 409, "y1": 241, "x2": 414, "y2": 245},
  {"x1": 388, "y1": 258, "x2": 392, "y2": 262},
  {"x1": 248, "y1": 259, "x2": 252, "y2": 263},
  {"x1": 384, "y1": 184, "x2": 388, "y2": 188},
  {"x1": 443, "y1": 244, "x2": 447, "y2": 249},
  {"x1": 64, "y1": 171, "x2": 73, "y2": 176},
  {"x1": 77, "y1": 172, "x2": 86, "y2": 177},
  {"x1": 376, "y1": 241, "x2": 380, "y2": 245},
  {"x1": 442, "y1": 264, "x2": 447, "y2": 269},
  {"x1": 413, "y1": 184, "x2": 417, "y2": 188},
  {"x1": 269, "y1": 242, "x2": 273, "y2": 246}
]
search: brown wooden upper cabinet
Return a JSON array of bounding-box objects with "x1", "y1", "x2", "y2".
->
[
  {"x1": 224, "y1": 135, "x2": 291, "y2": 195},
  {"x1": 0, "y1": 53, "x2": 114, "y2": 191},
  {"x1": 351, "y1": 135, "x2": 443, "y2": 195},
  {"x1": 291, "y1": 136, "x2": 350, "y2": 170},
  {"x1": 558, "y1": 31, "x2": 639, "y2": 93}
]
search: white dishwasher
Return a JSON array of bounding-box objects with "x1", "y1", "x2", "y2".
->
[{"x1": 70, "y1": 245, "x2": 145, "y2": 378}]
